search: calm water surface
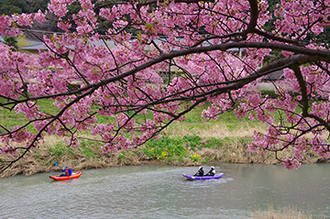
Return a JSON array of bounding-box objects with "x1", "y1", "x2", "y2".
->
[{"x1": 1, "y1": 163, "x2": 329, "y2": 218}]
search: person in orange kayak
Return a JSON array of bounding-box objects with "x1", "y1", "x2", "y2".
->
[{"x1": 60, "y1": 166, "x2": 72, "y2": 176}]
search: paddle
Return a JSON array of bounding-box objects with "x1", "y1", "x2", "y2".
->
[{"x1": 54, "y1": 161, "x2": 60, "y2": 167}]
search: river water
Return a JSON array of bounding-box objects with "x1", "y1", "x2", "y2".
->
[{"x1": 1, "y1": 163, "x2": 329, "y2": 218}]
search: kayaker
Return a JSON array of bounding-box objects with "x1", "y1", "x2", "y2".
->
[
  {"x1": 205, "y1": 166, "x2": 215, "y2": 176},
  {"x1": 60, "y1": 166, "x2": 72, "y2": 176},
  {"x1": 194, "y1": 166, "x2": 204, "y2": 176}
]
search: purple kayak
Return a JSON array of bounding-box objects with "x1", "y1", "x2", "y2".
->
[{"x1": 182, "y1": 173, "x2": 224, "y2": 180}]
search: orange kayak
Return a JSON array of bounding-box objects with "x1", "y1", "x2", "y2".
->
[{"x1": 49, "y1": 172, "x2": 82, "y2": 181}]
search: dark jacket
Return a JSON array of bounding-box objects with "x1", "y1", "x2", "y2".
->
[
  {"x1": 194, "y1": 168, "x2": 204, "y2": 176},
  {"x1": 205, "y1": 168, "x2": 215, "y2": 176}
]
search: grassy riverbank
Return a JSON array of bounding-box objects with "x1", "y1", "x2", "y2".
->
[
  {"x1": 1, "y1": 122, "x2": 327, "y2": 178},
  {"x1": 0, "y1": 101, "x2": 329, "y2": 178}
]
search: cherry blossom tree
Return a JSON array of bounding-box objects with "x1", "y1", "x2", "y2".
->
[{"x1": 1, "y1": 0, "x2": 330, "y2": 172}]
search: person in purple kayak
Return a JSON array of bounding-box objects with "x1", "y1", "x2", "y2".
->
[
  {"x1": 204, "y1": 166, "x2": 215, "y2": 176},
  {"x1": 60, "y1": 166, "x2": 72, "y2": 176},
  {"x1": 193, "y1": 166, "x2": 204, "y2": 176}
]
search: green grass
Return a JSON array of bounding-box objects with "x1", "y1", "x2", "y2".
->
[
  {"x1": 198, "y1": 137, "x2": 224, "y2": 150},
  {"x1": 180, "y1": 101, "x2": 264, "y2": 131},
  {"x1": 79, "y1": 139, "x2": 102, "y2": 159},
  {"x1": 0, "y1": 97, "x2": 266, "y2": 134},
  {"x1": 47, "y1": 143, "x2": 74, "y2": 158}
]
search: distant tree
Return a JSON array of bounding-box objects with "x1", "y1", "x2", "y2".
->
[
  {"x1": 31, "y1": 0, "x2": 50, "y2": 13},
  {"x1": 0, "y1": 0, "x2": 30, "y2": 15},
  {"x1": 3, "y1": 36, "x2": 19, "y2": 51},
  {"x1": 0, "y1": 4, "x2": 22, "y2": 15}
]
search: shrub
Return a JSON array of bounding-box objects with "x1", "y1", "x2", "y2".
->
[
  {"x1": 183, "y1": 135, "x2": 201, "y2": 151},
  {"x1": 190, "y1": 153, "x2": 201, "y2": 162},
  {"x1": 141, "y1": 136, "x2": 189, "y2": 162}
]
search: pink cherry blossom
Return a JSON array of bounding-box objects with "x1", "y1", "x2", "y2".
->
[{"x1": 2, "y1": 0, "x2": 330, "y2": 172}]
